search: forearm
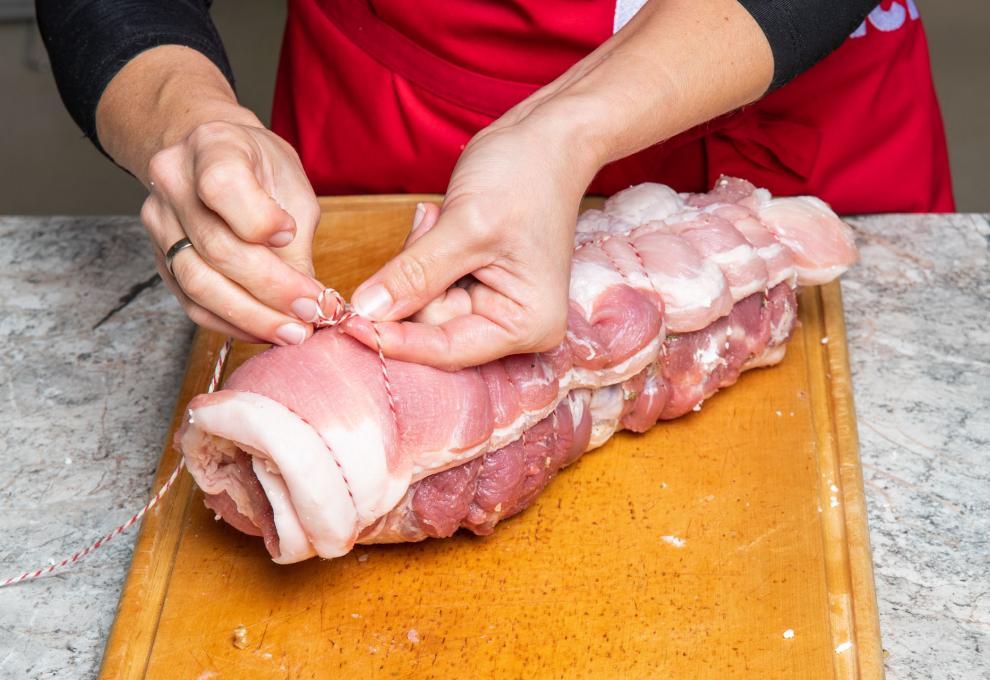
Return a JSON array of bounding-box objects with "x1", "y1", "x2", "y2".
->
[
  {"x1": 503, "y1": 0, "x2": 773, "y2": 178},
  {"x1": 95, "y1": 45, "x2": 259, "y2": 183},
  {"x1": 36, "y1": 0, "x2": 238, "y2": 175}
]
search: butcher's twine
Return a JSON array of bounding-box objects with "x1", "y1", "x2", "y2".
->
[
  {"x1": 314, "y1": 288, "x2": 397, "y2": 418},
  {"x1": 0, "y1": 286, "x2": 394, "y2": 589},
  {"x1": 0, "y1": 338, "x2": 231, "y2": 588}
]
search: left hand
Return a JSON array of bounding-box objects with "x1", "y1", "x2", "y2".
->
[{"x1": 343, "y1": 119, "x2": 597, "y2": 370}]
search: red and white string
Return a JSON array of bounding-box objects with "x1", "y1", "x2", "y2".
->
[
  {"x1": 315, "y1": 287, "x2": 397, "y2": 419},
  {"x1": 0, "y1": 286, "x2": 392, "y2": 588},
  {"x1": 0, "y1": 338, "x2": 232, "y2": 588}
]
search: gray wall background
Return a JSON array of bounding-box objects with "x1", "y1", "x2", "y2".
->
[{"x1": 0, "y1": 0, "x2": 985, "y2": 215}]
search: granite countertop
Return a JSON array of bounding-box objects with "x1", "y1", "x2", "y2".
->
[{"x1": 0, "y1": 214, "x2": 987, "y2": 679}]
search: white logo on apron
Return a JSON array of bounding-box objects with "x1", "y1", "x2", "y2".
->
[
  {"x1": 613, "y1": 0, "x2": 649, "y2": 33},
  {"x1": 613, "y1": 1, "x2": 921, "y2": 42},
  {"x1": 851, "y1": 1, "x2": 920, "y2": 39}
]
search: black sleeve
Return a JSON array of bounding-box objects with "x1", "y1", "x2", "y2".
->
[
  {"x1": 35, "y1": 0, "x2": 234, "y2": 151},
  {"x1": 737, "y1": 0, "x2": 877, "y2": 91}
]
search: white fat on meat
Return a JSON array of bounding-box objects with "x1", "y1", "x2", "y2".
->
[
  {"x1": 566, "y1": 336, "x2": 661, "y2": 390},
  {"x1": 744, "y1": 344, "x2": 788, "y2": 370},
  {"x1": 181, "y1": 390, "x2": 357, "y2": 560},
  {"x1": 750, "y1": 196, "x2": 857, "y2": 285},
  {"x1": 576, "y1": 208, "x2": 631, "y2": 241},
  {"x1": 631, "y1": 230, "x2": 733, "y2": 332},
  {"x1": 660, "y1": 216, "x2": 769, "y2": 301},
  {"x1": 770, "y1": 299, "x2": 798, "y2": 346},
  {"x1": 694, "y1": 330, "x2": 729, "y2": 374},
  {"x1": 566, "y1": 330, "x2": 599, "y2": 360},
  {"x1": 318, "y1": 416, "x2": 409, "y2": 528},
  {"x1": 604, "y1": 183, "x2": 685, "y2": 224},
  {"x1": 707, "y1": 244, "x2": 767, "y2": 299},
  {"x1": 702, "y1": 204, "x2": 799, "y2": 289},
  {"x1": 568, "y1": 255, "x2": 628, "y2": 319},
  {"x1": 587, "y1": 384, "x2": 626, "y2": 449},
  {"x1": 567, "y1": 389, "x2": 591, "y2": 428},
  {"x1": 251, "y1": 458, "x2": 313, "y2": 563}
]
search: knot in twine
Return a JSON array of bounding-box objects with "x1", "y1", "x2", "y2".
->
[
  {"x1": 313, "y1": 287, "x2": 397, "y2": 416},
  {"x1": 314, "y1": 287, "x2": 357, "y2": 328}
]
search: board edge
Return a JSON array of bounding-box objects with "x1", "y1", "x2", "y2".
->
[
  {"x1": 97, "y1": 329, "x2": 228, "y2": 680},
  {"x1": 821, "y1": 281, "x2": 886, "y2": 680}
]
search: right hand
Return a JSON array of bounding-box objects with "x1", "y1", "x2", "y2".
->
[{"x1": 142, "y1": 120, "x2": 325, "y2": 345}]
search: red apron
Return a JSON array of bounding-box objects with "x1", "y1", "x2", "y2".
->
[{"x1": 272, "y1": 0, "x2": 954, "y2": 213}]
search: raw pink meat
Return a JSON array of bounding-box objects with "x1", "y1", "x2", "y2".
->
[{"x1": 175, "y1": 179, "x2": 856, "y2": 564}]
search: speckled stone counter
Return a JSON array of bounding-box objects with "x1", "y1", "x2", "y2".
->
[{"x1": 0, "y1": 214, "x2": 987, "y2": 679}]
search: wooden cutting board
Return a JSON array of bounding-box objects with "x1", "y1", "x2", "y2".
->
[{"x1": 100, "y1": 196, "x2": 883, "y2": 679}]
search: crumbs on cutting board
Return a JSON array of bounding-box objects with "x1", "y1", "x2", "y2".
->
[
  {"x1": 407, "y1": 629, "x2": 421, "y2": 645},
  {"x1": 783, "y1": 629, "x2": 795, "y2": 639},
  {"x1": 232, "y1": 624, "x2": 249, "y2": 650},
  {"x1": 660, "y1": 535, "x2": 686, "y2": 548},
  {"x1": 835, "y1": 641, "x2": 853, "y2": 654}
]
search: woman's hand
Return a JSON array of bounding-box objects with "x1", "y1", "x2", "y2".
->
[
  {"x1": 95, "y1": 46, "x2": 325, "y2": 345},
  {"x1": 143, "y1": 120, "x2": 324, "y2": 345},
  {"x1": 344, "y1": 117, "x2": 598, "y2": 370},
  {"x1": 346, "y1": 0, "x2": 773, "y2": 369}
]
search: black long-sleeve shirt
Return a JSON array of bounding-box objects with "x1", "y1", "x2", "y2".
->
[{"x1": 36, "y1": 0, "x2": 877, "y2": 150}]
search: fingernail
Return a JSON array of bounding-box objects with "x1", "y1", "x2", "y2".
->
[
  {"x1": 352, "y1": 284, "x2": 393, "y2": 320},
  {"x1": 411, "y1": 203, "x2": 426, "y2": 231},
  {"x1": 291, "y1": 297, "x2": 320, "y2": 323},
  {"x1": 269, "y1": 230, "x2": 294, "y2": 248},
  {"x1": 275, "y1": 322, "x2": 307, "y2": 345}
]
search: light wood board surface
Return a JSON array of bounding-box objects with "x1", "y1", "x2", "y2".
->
[{"x1": 100, "y1": 196, "x2": 883, "y2": 679}]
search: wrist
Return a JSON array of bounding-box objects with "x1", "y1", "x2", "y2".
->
[
  {"x1": 509, "y1": 94, "x2": 610, "y2": 195},
  {"x1": 156, "y1": 99, "x2": 261, "y2": 155},
  {"x1": 96, "y1": 45, "x2": 261, "y2": 183}
]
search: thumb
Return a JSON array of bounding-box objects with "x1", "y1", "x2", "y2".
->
[
  {"x1": 276, "y1": 193, "x2": 321, "y2": 279},
  {"x1": 404, "y1": 202, "x2": 441, "y2": 248},
  {"x1": 274, "y1": 235, "x2": 316, "y2": 277},
  {"x1": 351, "y1": 206, "x2": 490, "y2": 321}
]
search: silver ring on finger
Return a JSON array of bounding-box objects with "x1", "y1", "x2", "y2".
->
[{"x1": 164, "y1": 237, "x2": 195, "y2": 279}]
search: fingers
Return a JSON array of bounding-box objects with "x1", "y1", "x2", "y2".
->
[
  {"x1": 145, "y1": 197, "x2": 313, "y2": 345},
  {"x1": 268, "y1": 181, "x2": 322, "y2": 279},
  {"x1": 140, "y1": 120, "x2": 328, "y2": 343},
  {"x1": 154, "y1": 249, "x2": 263, "y2": 344},
  {"x1": 186, "y1": 122, "x2": 298, "y2": 247},
  {"x1": 171, "y1": 195, "x2": 323, "y2": 312},
  {"x1": 410, "y1": 286, "x2": 472, "y2": 325},
  {"x1": 403, "y1": 202, "x2": 440, "y2": 248},
  {"x1": 345, "y1": 281, "x2": 567, "y2": 370},
  {"x1": 147, "y1": 151, "x2": 323, "y2": 313},
  {"x1": 404, "y1": 202, "x2": 459, "y2": 324},
  {"x1": 345, "y1": 315, "x2": 518, "y2": 371},
  {"x1": 169, "y1": 245, "x2": 314, "y2": 346},
  {"x1": 351, "y1": 203, "x2": 491, "y2": 321}
]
